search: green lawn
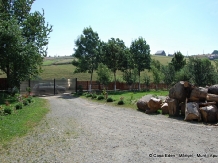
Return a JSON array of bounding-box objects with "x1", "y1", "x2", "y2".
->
[
  {"x1": 81, "y1": 90, "x2": 169, "y2": 110},
  {"x1": 0, "y1": 97, "x2": 49, "y2": 146}
]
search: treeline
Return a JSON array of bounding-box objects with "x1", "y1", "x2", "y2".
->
[{"x1": 72, "y1": 27, "x2": 218, "y2": 91}]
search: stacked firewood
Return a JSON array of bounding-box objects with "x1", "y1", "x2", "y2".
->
[
  {"x1": 164, "y1": 81, "x2": 218, "y2": 123},
  {"x1": 136, "y1": 81, "x2": 218, "y2": 123}
]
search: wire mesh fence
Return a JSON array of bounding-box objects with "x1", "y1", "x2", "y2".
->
[{"x1": 20, "y1": 78, "x2": 77, "y2": 96}]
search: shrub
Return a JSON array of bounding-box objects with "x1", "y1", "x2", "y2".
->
[
  {"x1": 91, "y1": 93, "x2": 97, "y2": 99},
  {"x1": 85, "y1": 93, "x2": 92, "y2": 98},
  {"x1": 97, "y1": 95, "x2": 104, "y2": 100},
  {"x1": 27, "y1": 97, "x2": 33, "y2": 103},
  {"x1": 4, "y1": 106, "x2": 12, "y2": 115},
  {"x1": 77, "y1": 85, "x2": 83, "y2": 95},
  {"x1": 118, "y1": 100, "x2": 124, "y2": 105},
  {"x1": 15, "y1": 102, "x2": 23, "y2": 110},
  {"x1": 23, "y1": 99, "x2": 29, "y2": 106},
  {"x1": 107, "y1": 97, "x2": 113, "y2": 102}
]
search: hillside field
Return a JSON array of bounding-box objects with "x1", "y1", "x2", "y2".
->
[{"x1": 0, "y1": 55, "x2": 212, "y2": 81}]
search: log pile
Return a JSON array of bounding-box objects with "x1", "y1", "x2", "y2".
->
[
  {"x1": 168, "y1": 81, "x2": 218, "y2": 123},
  {"x1": 136, "y1": 81, "x2": 218, "y2": 123}
]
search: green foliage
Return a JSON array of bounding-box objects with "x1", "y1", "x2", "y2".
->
[
  {"x1": 161, "y1": 64, "x2": 175, "y2": 87},
  {"x1": 143, "y1": 74, "x2": 150, "y2": 90},
  {"x1": 4, "y1": 106, "x2": 12, "y2": 115},
  {"x1": 170, "y1": 51, "x2": 186, "y2": 71},
  {"x1": 130, "y1": 37, "x2": 151, "y2": 90},
  {"x1": 123, "y1": 68, "x2": 137, "y2": 89},
  {"x1": 151, "y1": 59, "x2": 161, "y2": 71},
  {"x1": 97, "y1": 95, "x2": 104, "y2": 100},
  {"x1": 151, "y1": 66, "x2": 162, "y2": 90},
  {"x1": 107, "y1": 97, "x2": 113, "y2": 102},
  {"x1": 0, "y1": 1, "x2": 52, "y2": 88},
  {"x1": 101, "y1": 38, "x2": 127, "y2": 91},
  {"x1": 91, "y1": 93, "x2": 97, "y2": 99},
  {"x1": 77, "y1": 85, "x2": 83, "y2": 95},
  {"x1": 15, "y1": 102, "x2": 23, "y2": 110},
  {"x1": 72, "y1": 27, "x2": 100, "y2": 91},
  {"x1": 118, "y1": 100, "x2": 124, "y2": 105},
  {"x1": 97, "y1": 63, "x2": 111, "y2": 86},
  {"x1": 27, "y1": 96, "x2": 33, "y2": 103},
  {"x1": 175, "y1": 66, "x2": 191, "y2": 82},
  {"x1": 23, "y1": 99, "x2": 29, "y2": 106},
  {"x1": 85, "y1": 93, "x2": 92, "y2": 98},
  {"x1": 187, "y1": 57, "x2": 217, "y2": 86}
]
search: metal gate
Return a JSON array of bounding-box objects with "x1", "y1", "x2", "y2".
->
[{"x1": 20, "y1": 78, "x2": 77, "y2": 96}]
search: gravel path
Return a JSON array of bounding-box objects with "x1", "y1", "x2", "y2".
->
[{"x1": 1, "y1": 94, "x2": 218, "y2": 163}]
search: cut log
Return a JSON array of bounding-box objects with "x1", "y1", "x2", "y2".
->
[
  {"x1": 169, "y1": 81, "x2": 193, "y2": 103},
  {"x1": 161, "y1": 103, "x2": 169, "y2": 114},
  {"x1": 136, "y1": 100, "x2": 149, "y2": 112},
  {"x1": 189, "y1": 87, "x2": 208, "y2": 102},
  {"x1": 206, "y1": 94, "x2": 218, "y2": 102},
  {"x1": 200, "y1": 105, "x2": 218, "y2": 123},
  {"x1": 208, "y1": 85, "x2": 218, "y2": 95},
  {"x1": 146, "y1": 97, "x2": 162, "y2": 114},
  {"x1": 184, "y1": 102, "x2": 201, "y2": 121},
  {"x1": 167, "y1": 98, "x2": 179, "y2": 116},
  {"x1": 199, "y1": 101, "x2": 216, "y2": 107}
]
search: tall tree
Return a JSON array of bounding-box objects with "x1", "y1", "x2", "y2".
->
[
  {"x1": 102, "y1": 38, "x2": 126, "y2": 91},
  {"x1": 187, "y1": 57, "x2": 217, "y2": 86},
  {"x1": 170, "y1": 51, "x2": 186, "y2": 71},
  {"x1": 72, "y1": 27, "x2": 100, "y2": 92},
  {"x1": 96, "y1": 63, "x2": 111, "y2": 89},
  {"x1": 130, "y1": 37, "x2": 151, "y2": 91},
  {"x1": 161, "y1": 64, "x2": 175, "y2": 89},
  {"x1": 0, "y1": 0, "x2": 52, "y2": 88}
]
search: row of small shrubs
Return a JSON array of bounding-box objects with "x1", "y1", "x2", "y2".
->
[
  {"x1": 0, "y1": 96, "x2": 34, "y2": 116},
  {"x1": 84, "y1": 92, "x2": 125, "y2": 105}
]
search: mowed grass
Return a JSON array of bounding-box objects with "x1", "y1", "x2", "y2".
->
[
  {"x1": 82, "y1": 90, "x2": 169, "y2": 110},
  {"x1": 0, "y1": 98, "x2": 49, "y2": 146}
]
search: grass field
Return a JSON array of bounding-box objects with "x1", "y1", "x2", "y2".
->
[
  {"x1": 81, "y1": 90, "x2": 169, "y2": 110},
  {"x1": 0, "y1": 97, "x2": 49, "y2": 146},
  {"x1": 0, "y1": 55, "x2": 213, "y2": 81}
]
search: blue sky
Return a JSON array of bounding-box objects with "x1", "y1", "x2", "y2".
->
[{"x1": 31, "y1": 0, "x2": 218, "y2": 56}]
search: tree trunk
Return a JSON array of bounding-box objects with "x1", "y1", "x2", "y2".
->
[
  {"x1": 169, "y1": 81, "x2": 193, "y2": 103},
  {"x1": 167, "y1": 98, "x2": 180, "y2": 116},
  {"x1": 184, "y1": 102, "x2": 201, "y2": 121},
  {"x1": 138, "y1": 71, "x2": 141, "y2": 91},
  {"x1": 200, "y1": 105, "x2": 218, "y2": 123},
  {"x1": 89, "y1": 69, "x2": 93, "y2": 92},
  {"x1": 114, "y1": 71, "x2": 116, "y2": 91},
  {"x1": 189, "y1": 87, "x2": 208, "y2": 102},
  {"x1": 208, "y1": 85, "x2": 218, "y2": 95},
  {"x1": 206, "y1": 94, "x2": 218, "y2": 102}
]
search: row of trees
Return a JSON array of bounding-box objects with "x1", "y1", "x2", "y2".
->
[
  {"x1": 73, "y1": 27, "x2": 218, "y2": 91},
  {"x1": 0, "y1": 0, "x2": 52, "y2": 88},
  {"x1": 72, "y1": 27, "x2": 151, "y2": 91}
]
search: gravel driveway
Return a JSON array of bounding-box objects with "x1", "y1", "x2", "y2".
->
[{"x1": 1, "y1": 94, "x2": 218, "y2": 163}]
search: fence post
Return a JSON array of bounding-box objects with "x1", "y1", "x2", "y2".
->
[
  {"x1": 54, "y1": 79, "x2": 56, "y2": 95},
  {"x1": 75, "y1": 78, "x2": 77, "y2": 93}
]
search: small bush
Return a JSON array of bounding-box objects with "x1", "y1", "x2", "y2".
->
[
  {"x1": 107, "y1": 97, "x2": 113, "y2": 102},
  {"x1": 27, "y1": 97, "x2": 33, "y2": 103},
  {"x1": 77, "y1": 85, "x2": 83, "y2": 95},
  {"x1": 91, "y1": 93, "x2": 97, "y2": 99},
  {"x1": 23, "y1": 99, "x2": 29, "y2": 106},
  {"x1": 15, "y1": 102, "x2": 23, "y2": 110},
  {"x1": 118, "y1": 100, "x2": 124, "y2": 105},
  {"x1": 97, "y1": 95, "x2": 104, "y2": 100},
  {"x1": 4, "y1": 106, "x2": 12, "y2": 115},
  {"x1": 85, "y1": 93, "x2": 92, "y2": 98}
]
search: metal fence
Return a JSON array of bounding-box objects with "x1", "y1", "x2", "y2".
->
[{"x1": 20, "y1": 78, "x2": 77, "y2": 96}]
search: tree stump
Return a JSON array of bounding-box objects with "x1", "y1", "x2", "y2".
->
[
  {"x1": 184, "y1": 102, "x2": 201, "y2": 121},
  {"x1": 146, "y1": 97, "x2": 162, "y2": 114},
  {"x1": 169, "y1": 81, "x2": 193, "y2": 103},
  {"x1": 200, "y1": 105, "x2": 218, "y2": 123},
  {"x1": 161, "y1": 103, "x2": 169, "y2": 114},
  {"x1": 189, "y1": 87, "x2": 208, "y2": 102},
  {"x1": 167, "y1": 98, "x2": 179, "y2": 116}
]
